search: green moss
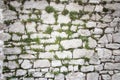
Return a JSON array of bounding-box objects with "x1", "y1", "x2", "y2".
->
[
  {"x1": 55, "y1": 0, "x2": 60, "y2": 4},
  {"x1": 103, "y1": 8, "x2": 109, "y2": 12},
  {"x1": 53, "y1": 71, "x2": 60, "y2": 75},
  {"x1": 3, "y1": 66, "x2": 10, "y2": 73},
  {"x1": 69, "y1": 11, "x2": 79, "y2": 20},
  {"x1": 66, "y1": 29, "x2": 73, "y2": 36},
  {"x1": 45, "y1": 27, "x2": 53, "y2": 34},
  {"x1": 63, "y1": 63, "x2": 69, "y2": 67},
  {"x1": 54, "y1": 55, "x2": 59, "y2": 60},
  {"x1": 55, "y1": 37, "x2": 61, "y2": 44},
  {"x1": 85, "y1": 41, "x2": 90, "y2": 49},
  {"x1": 81, "y1": 57, "x2": 90, "y2": 62},
  {"x1": 62, "y1": 9, "x2": 69, "y2": 15},
  {"x1": 79, "y1": 36, "x2": 88, "y2": 42},
  {"x1": 4, "y1": 20, "x2": 14, "y2": 26},
  {"x1": 54, "y1": 11, "x2": 58, "y2": 23},
  {"x1": 45, "y1": 6, "x2": 55, "y2": 13},
  {"x1": 8, "y1": 4, "x2": 16, "y2": 11}
]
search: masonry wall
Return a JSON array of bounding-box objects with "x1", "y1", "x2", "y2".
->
[{"x1": 1, "y1": 0, "x2": 120, "y2": 80}]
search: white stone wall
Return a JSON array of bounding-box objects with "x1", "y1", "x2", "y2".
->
[{"x1": 1, "y1": 0, "x2": 120, "y2": 80}]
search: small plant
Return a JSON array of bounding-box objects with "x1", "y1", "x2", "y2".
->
[
  {"x1": 46, "y1": 0, "x2": 51, "y2": 4},
  {"x1": 85, "y1": 41, "x2": 90, "y2": 49},
  {"x1": 54, "y1": 11, "x2": 58, "y2": 23},
  {"x1": 54, "y1": 55, "x2": 59, "y2": 60},
  {"x1": 55, "y1": 37, "x2": 61, "y2": 44},
  {"x1": 69, "y1": 11, "x2": 79, "y2": 20},
  {"x1": 34, "y1": 37, "x2": 40, "y2": 44},
  {"x1": 45, "y1": 6, "x2": 55, "y2": 13},
  {"x1": 45, "y1": 27, "x2": 53, "y2": 34},
  {"x1": 66, "y1": 29, "x2": 73, "y2": 36},
  {"x1": 62, "y1": 9, "x2": 69, "y2": 15},
  {"x1": 53, "y1": 71, "x2": 60, "y2": 75}
]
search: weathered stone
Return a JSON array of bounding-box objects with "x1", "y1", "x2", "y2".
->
[
  {"x1": 115, "y1": 56, "x2": 120, "y2": 62},
  {"x1": 12, "y1": 34, "x2": 21, "y2": 41},
  {"x1": 84, "y1": 5, "x2": 95, "y2": 12},
  {"x1": 57, "y1": 15, "x2": 71, "y2": 24},
  {"x1": 88, "y1": 37, "x2": 97, "y2": 48},
  {"x1": 39, "y1": 52, "x2": 54, "y2": 59},
  {"x1": 66, "y1": 3, "x2": 83, "y2": 12},
  {"x1": 69, "y1": 59, "x2": 84, "y2": 65},
  {"x1": 41, "y1": 12, "x2": 55, "y2": 24},
  {"x1": 102, "y1": 74, "x2": 111, "y2": 80},
  {"x1": 104, "y1": 63, "x2": 120, "y2": 70},
  {"x1": 45, "y1": 72, "x2": 54, "y2": 78},
  {"x1": 89, "y1": 0, "x2": 101, "y2": 3},
  {"x1": 50, "y1": 2, "x2": 64, "y2": 11},
  {"x1": 66, "y1": 72, "x2": 85, "y2": 80},
  {"x1": 26, "y1": 22, "x2": 36, "y2": 33},
  {"x1": 8, "y1": 61, "x2": 19, "y2": 69},
  {"x1": 78, "y1": 29, "x2": 91, "y2": 36},
  {"x1": 10, "y1": 1, "x2": 21, "y2": 8},
  {"x1": 21, "y1": 60, "x2": 32, "y2": 69},
  {"x1": 113, "y1": 33, "x2": 120, "y2": 43},
  {"x1": 60, "y1": 39, "x2": 82, "y2": 49},
  {"x1": 4, "y1": 47, "x2": 21, "y2": 54},
  {"x1": 96, "y1": 48, "x2": 112, "y2": 58},
  {"x1": 16, "y1": 69, "x2": 27, "y2": 76},
  {"x1": 73, "y1": 49, "x2": 94, "y2": 58},
  {"x1": 52, "y1": 60, "x2": 62, "y2": 67},
  {"x1": 24, "y1": 0, "x2": 48, "y2": 9},
  {"x1": 81, "y1": 65, "x2": 94, "y2": 72},
  {"x1": 51, "y1": 31, "x2": 68, "y2": 38},
  {"x1": 3, "y1": 10, "x2": 17, "y2": 20},
  {"x1": 55, "y1": 74, "x2": 64, "y2": 80},
  {"x1": 86, "y1": 21, "x2": 96, "y2": 28},
  {"x1": 87, "y1": 72, "x2": 99, "y2": 80},
  {"x1": 98, "y1": 35, "x2": 108, "y2": 44},
  {"x1": 60, "y1": 66, "x2": 68, "y2": 72},
  {"x1": 112, "y1": 73, "x2": 120, "y2": 80},
  {"x1": 93, "y1": 28, "x2": 103, "y2": 34},
  {"x1": 32, "y1": 72, "x2": 42, "y2": 77},
  {"x1": 113, "y1": 50, "x2": 120, "y2": 55},
  {"x1": 95, "y1": 65, "x2": 103, "y2": 71},
  {"x1": 106, "y1": 44, "x2": 120, "y2": 49},
  {"x1": 0, "y1": 33, "x2": 11, "y2": 41},
  {"x1": 34, "y1": 60, "x2": 50, "y2": 68},
  {"x1": 45, "y1": 44, "x2": 59, "y2": 51},
  {"x1": 9, "y1": 22, "x2": 25, "y2": 33},
  {"x1": 55, "y1": 51, "x2": 72, "y2": 59},
  {"x1": 95, "y1": 5, "x2": 103, "y2": 12}
]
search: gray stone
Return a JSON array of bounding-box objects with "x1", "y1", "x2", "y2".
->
[
  {"x1": 78, "y1": 29, "x2": 91, "y2": 36},
  {"x1": 34, "y1": 60, "x2": 50, "y2": 68},
  {"x1": 57, "y1": 15, "x2": 71, "y2": 24},
  {"x1": 45, "y1": 44, "x2": 59, "y2": 51},
  {"x1": 26, "y1": 22, "x2": 36, "y2": 33},
  {"x1": 66, "y1": 72, "x2": 85, "y2": 80},
  {"x1": 73, "y1": 49, "x2": 94, "y2": 58},
  {"x1": 32, "y1": 72, "x2": 42, "y2": 77},
  {"x1": 8, "y1": 61, "x2": 19, "y2": 69},
  {"x1": 0, "y1": 33, "x2": 11, "y2": 41},
  {"x1": 52, "y1": 60, "x2": 62, "y2": 67},
  {"x1": 9, "y1": 22, "x2": 25, "y2": 34},
  {"x1": 60, "y1": 39, "x2": 82, "y2": 49},
  {"x1": 104, "y1": 63, "x2": 120, "y2": 70},
  {"x1": 102, "y1": 74, "x2": 111, "y2": 80},
  {"x1": 21, "y1": 60, "x2": 32, "y2": 69},
  {"x1": 55, "y1": 74, "x2": 64, "y2": 80},
  {"x1": 87, "y1": 72, "x2": 99, "y2": 80},
  {"x1": 88, "y1": 37, "x2": 97, "y2": 48},
  {"x1": 41, "y1": 12, "x2": 55, "y2": 24},
  {"x1": 113, "y1": 33, "x2": 120, "y2": 43},
  {"x1": 39, "y1": 52, "x2": 54, "y2": 59},
  {"x1": 112, "y1": 73, "x2": 120, "y2": 80},
  {"x1": 89, "y1": 0, "x2": 101, "y2": 3},
  {"x1": 98, "y1": 35, "x2": 108, "y2": 44},
  {"x1": 81, "y1": 65, "x2": 94, "y2": 72},
  {"x1": 16, "y1": 69, "x2": 27, "y2": 76},
  {"x1": 69, "y1": 59, "x2": 84, "y2": 65},
  {"x1": 106, "y1": 44, "x2": 120, "y2": 49},
  {"x1": 4, "y1": 47, "x2": 21, "y2": 54},
  {"x1": 60, "y1": 66, "x2": 68, "y2": 72},
  {"x1": 66, "y1": 3, "x2": 83, "y2": 12},
  {"x1": 96, "y1": 48, "x2": 112, "y2": 58},
  {"x1": 86, "y1": 21, "x2": 96, "y2": 28}
]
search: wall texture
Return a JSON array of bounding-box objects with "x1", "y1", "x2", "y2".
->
[{"x1": 1, "y1": 0, "x2": 120, "y2": 80}]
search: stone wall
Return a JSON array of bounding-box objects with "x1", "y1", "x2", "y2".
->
[{"x1": 1, "y1": 0, "x2": 120, "y2": 80}]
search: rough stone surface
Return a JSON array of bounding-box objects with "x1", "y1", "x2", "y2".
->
[{"x1": 60, "y1": 39, "x2": 82, "y2": 49}]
